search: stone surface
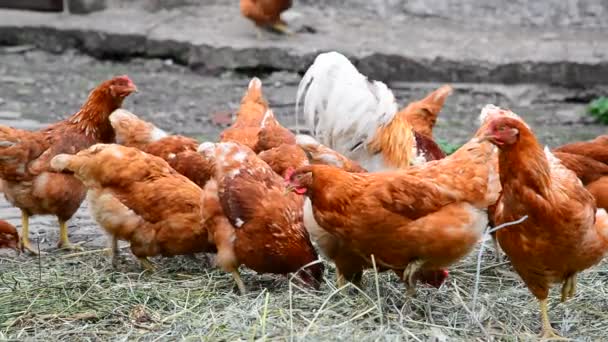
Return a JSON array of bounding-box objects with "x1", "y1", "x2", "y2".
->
[{"x1": 0, "y1": 1, "x2": 607, "y2": 85}]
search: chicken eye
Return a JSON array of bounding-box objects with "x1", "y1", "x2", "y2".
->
[{"x1": 497, "y1": 126, "x2": 505, "y2": 132}]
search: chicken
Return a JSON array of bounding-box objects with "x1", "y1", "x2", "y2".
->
[
  {"x1": 0, "y1": 220, "x2": 20, "y2": 253},
  {"x1": 198, "y1": 141, "x2": 323, "y2": 293},
  {"x1": 481, "y1": 108, "x2": 608, "y2": 339},
  {"x1": 0, "y1": 75, "x2": 137, "y2": 254},
  {"x1": 296, "y1": 52, "x2": 450, "y2": 172},
  {"x1": 240, "y1": 0, "x2": 293, "y2": 37},
  {"x1": 553, "y1": 151, "x2": 608, "y2": 210},
  {"x1": 254, "y1": 108, "x2": 296, "y2": 153},
  {"x1": 253, "y1": 108, "x2": 308, "y2": 177},
  {"x1": 293, "y1": 134, "x2": 451, "y2": 289},
  {"x1": 50, "y1": 144, "x2": 213, "y2": 270},
  {"x1": 220, "y1": 77, "x2": 272, "y2": 151},
  {"x1": 286, "y1": 106, "x2": 500, "y2": 294},
  {"x1": 397, "y1": 85, "x2": 453, "y2": 139},
  {"x1": 258, "y1": 143, "x2": 307, "y2": 178},
  {"x1": 109, "y1": 109, "x2": 213, "y2": 187},
  {"x1": 554, "y1": 135, "x2": 608, "y2": 165}
]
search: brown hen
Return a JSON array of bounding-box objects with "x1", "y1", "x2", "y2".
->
[
  {"x1": 198, "y1": 141, "x2": 323, "y2": 293},
  {"x1": 50, "y1": 144, "x2": 213, "y2": 270},
  {"x1": 482, "y1": 107, "x2": 608, "y2": 339},
  {"x1": 0, "y1": 76, "x2": 136, "y2": 254},
  {"x1": 240, "y1": 0, "x2": 293, "y2": 37},
  {"x1": 287, "y1": 108, "x2": 500, "y2": 295}
]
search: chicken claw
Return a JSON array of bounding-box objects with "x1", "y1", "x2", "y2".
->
[
  {"x1": 560, "y1": 275, "x2": 577, "y2": 303},
  {"x1": 138, "y1": 257, "x2": 156, "y2": 272},
  {"x1": 232, "y1": 270, "x2": 247, "y2": 294},
  {"x1": 403, "y1": 260, "x2": 424, "y2": 296},
  {"x1": 271, "y1": 22, "x2": 294, "y2": 36},
  {"x1": 538, "y1": 299, "x2": 568, "y2": 340},
  {"x1": 19, "y1": 211, "x2": 39, "y2": 255},
  {"x1": 57, "y1": 220, "x2": 84, "y2": 251}
]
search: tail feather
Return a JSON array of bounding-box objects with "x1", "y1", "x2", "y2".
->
[
  {"x1": 397, "y1": 84, "x2": 453, "y2": 138},
  {"x1": 109, "y1": 109, "x2": 167, "y2": 149},
  {"x1": 296, "y1": 52, "x2": 398, "y2": 159},
  {"x1": 232, "y1": 77, "x2": 269, "y2": 128}
]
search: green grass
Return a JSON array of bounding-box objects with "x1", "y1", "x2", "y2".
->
[
  {"x1": 436, "y1": 139, "x2": 462, "y2": 155},
  {"x1": 588, "y1": 97, "x2": 608, "y2": 124}
]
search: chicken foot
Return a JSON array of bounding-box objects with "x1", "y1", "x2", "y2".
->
[
  {"x1": 538, "y1": 299, "x2": 566, "y2": 340},
  {"x1": 232, "y1": 270, "x2": 247, "y2": 294},
  {"x1": 57, "y1": 220, "x2": 84, "y2": 251},
  {"x1": 270, "y1": 22, "x2": 294, "y2": 36},
  {"x1": 19, "y1": 211, "x2": 39, "y2": 255},
  {"x1": 560, "y1": 275, "x2": 577, "y2": 303},
  {"x1": 403, "y1": 259, "x2": 424, "y2": 296},
  {"x1": 138, "y1": 257, "x2": 156, "y2": 272}
]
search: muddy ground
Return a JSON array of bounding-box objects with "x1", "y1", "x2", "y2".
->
[{"x1": 0, "y1": 47, "x2": 607, "y2": 252}]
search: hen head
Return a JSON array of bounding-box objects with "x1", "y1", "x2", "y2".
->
[
  {"x1": 285, "y1": 166, "x2": 313, "y2": 195},
  {"x1": 480, "y1": 116, "x2": 526, "y2": 148},
  {"x1": 101, "y1": 75, "x2": 138, "y2": 100},
  {"x1": 294, "y1": 260, "x2": 325, "y2": 290},
  {"x1": 416, "y1": 268, "x2": 449, "y2": 289}
]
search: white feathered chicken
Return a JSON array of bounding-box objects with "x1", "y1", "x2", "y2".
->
[{"x1": 296, "y1": 51, "x2": 451, "y2": 171}]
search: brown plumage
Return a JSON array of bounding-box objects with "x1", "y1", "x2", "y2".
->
[
  {"x1": 109, "y1": 109, "x2": 213, "y2": 188},
  {"x1": 258, "y1": 144, "x2": 307, "y2": 178},
  {"x1": 220, "y1": 77, "x2": 271, "y2": 151},
  {"x1": 287, "y1": 119, "x2": 500, "y2": 294},
  {"x1": 482, "y1": 109, "x2": 608, "y2": 339},
  {"x1": 398, "y1": 85, "x2": 453, "y2": 138},
  {"x1": 553, "y1": 135, "x2": 608, "y2": 165},
  {"x1": 240, "y1": 0, "x2": 293, "y2": 35},
  {"x1": 295, "y1": 134, "x2": 368, "y2": 173},
  {"x1": 0, "y1": 75, "x2": 136, "y2": 254},
  {"x1": 198, "y1": 141, "x2": 323, "y2": 293},
  {"x1": 253, "y1": 109, "x2": 296, "y2": 153},
  {"x1": 50, "y1": 144, "x2": 213, "y2": 270},
  {"x1": 0, "y1": 220, "x2": 20, "y2": 253}
]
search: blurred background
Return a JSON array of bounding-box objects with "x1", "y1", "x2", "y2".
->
[{"x1": 0, "y1": 0, "x2": 606, "y2": 152}]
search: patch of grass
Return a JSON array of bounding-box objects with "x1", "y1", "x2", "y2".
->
[
  {"x1": 437, "y1": 139, "x2": 462, "y2": 155},
  {"x1": 1, "y1": 244, "x2": 607, "y2": 341},
  {"x1": 588, "y1": 97, "x2": 608, "y2": 124}
]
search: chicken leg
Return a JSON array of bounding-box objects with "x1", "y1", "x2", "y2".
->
[
  {"x1": 108, "y1": 236, "x2": 119, "y2": 268},
  {"x1": 538, "y1": 299, "x2": 566, "y2": 340},
  {"x1": 57, "y1": 220, "x2": 83, "y2": 251},
  {"x1": 19, "y1": 210, "x2": 39, "y2": 254},
  {"x1": 403, "y1": 260, "x2": 424, "y2": 296},
  {"x1": 560, "y1": 275, "x2": 577, "y2": 303},
  {"x1": 232, "y1": 270, "x2": 247, "y2": 294}
]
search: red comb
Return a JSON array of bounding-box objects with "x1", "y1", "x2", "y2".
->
[
  {"x1": 284, "y1": 167, "x2": 295, "y2": 181},
  {"x1": 115, "y1": 75, "x2": 134, "y2": 85}
]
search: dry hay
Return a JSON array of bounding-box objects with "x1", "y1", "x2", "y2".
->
[{"x1": 1, "y1": 236, "x2": 607, "y2": 341}]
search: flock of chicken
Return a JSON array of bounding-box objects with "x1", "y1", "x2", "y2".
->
[{"x1": 0, "y1": 51, "x2": 607, "y2": 339}]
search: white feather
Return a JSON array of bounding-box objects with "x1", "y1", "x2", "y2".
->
[{"x1": 296, "y1": 51, "x2": 398, "y2": 171}]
